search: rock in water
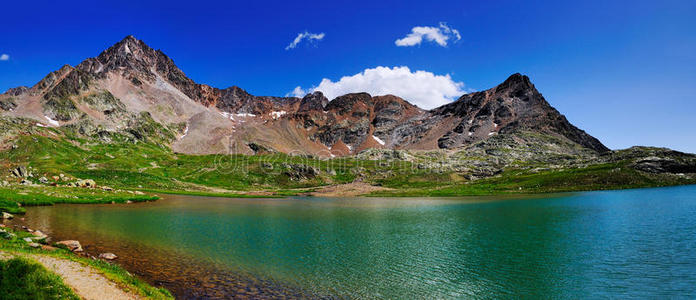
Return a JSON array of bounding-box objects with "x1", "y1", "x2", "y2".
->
[
  {"x1": 56, "y1": 240, "x2": 83, "y2": 252},
  {"x1": 98, "y1": 253, "x2": 118, "y2": 260}
]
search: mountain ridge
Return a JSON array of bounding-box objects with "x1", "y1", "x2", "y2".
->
[{"x1": 0, "y1": 35, "x2": 608, "y2": 156}]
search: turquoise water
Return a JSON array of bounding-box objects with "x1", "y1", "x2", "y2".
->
[{"x1": 11, "y1": 185, "x2": 696, "y2": 298}]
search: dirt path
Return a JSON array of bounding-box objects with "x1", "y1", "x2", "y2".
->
[
  {"x1": 309, "y1": 181, "x2": 392, "y2": 197},
  {"x1": 30, "y1": 255, "x2": 141, "y2": 300}
]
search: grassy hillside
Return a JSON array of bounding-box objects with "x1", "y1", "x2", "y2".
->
[{"x1": 0, "y1": 126, "x2": 694, "y2": 211}]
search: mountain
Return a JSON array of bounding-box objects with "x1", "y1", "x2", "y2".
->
[{"x1": 0, "y1": 35, "x2": 608, "y2": 156}]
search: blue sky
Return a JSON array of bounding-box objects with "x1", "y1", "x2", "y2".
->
[{"x1": 1, "y1": 0, "x2": 694, "y2": 152}]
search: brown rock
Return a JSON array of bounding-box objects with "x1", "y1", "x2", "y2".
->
[{"x1": 56, "y1": 240, "x2": 83, "y2": 252}]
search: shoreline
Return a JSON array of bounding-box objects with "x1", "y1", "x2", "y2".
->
[{"x1": 0, "y1": 222, "x2": 173, "y2": 299}]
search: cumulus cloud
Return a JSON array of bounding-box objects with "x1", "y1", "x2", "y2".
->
[
  {"x1": 285, "y1": 31, "x2": 325, "y2": 50},
  {"x1": 0, "y1": 54, "x2": 8, "y2": 61},
  {"x1": 395, "y1": 22, "x2": 461, "y2": 47},
  {"x1": 289, "y1": 66, "x2": 466, "y2": 109}
]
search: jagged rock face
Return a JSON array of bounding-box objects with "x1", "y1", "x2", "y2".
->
[
  {"x1": 429, "y1": 74, "x2": 609, "y2": 152},
  {"x1": 0, "y1": 97, "x2": 16, "y2": 111},
  {"x1": 298, "y1": 91, "x2": 328, "y2": 112},
  {"x1": 306, "y1": 93, "x2": 425, "y2": 151},
  {"x1": 0, "y1": 36, "x2": 610, "y2": 156}
]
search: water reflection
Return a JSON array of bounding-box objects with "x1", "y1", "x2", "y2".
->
[{"x1": 7, "y1": 186, "x2": 696, "y2": 298}]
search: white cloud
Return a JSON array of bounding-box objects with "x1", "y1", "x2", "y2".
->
[
  {"x1": 0, "y1": 54, "x2": 9, "y2": 61},
  {"x1": 290, "y1": 66, "x2": 466, "y2": 109},
  {"x1": 395, "y1": 22, "x2": 461, "y2": 47},
  {"x1": 289, "y1": 86, "x2": 306, "y2": 97},
  {"x1": 285, "y1": 31, "x2": 325, "y2": 50}
]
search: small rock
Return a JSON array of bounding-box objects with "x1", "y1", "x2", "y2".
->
[
  {"x1": 126, "y1": 200, "x2": 133, "y2": 204},
  {"x1": 23, "y1": 237, "x2": 32, "y2": 242},
  {"x1": 98, "y1": 253, "x2": 118, "y2": 260},
  {"x1": 39, "y1": 176, "x2": 49, "y2": 184},
  {"x1": 10, "y1": 166, "x2": 28, "y2": 178},
  {"x1": 1, "y1": 212, "x2": 13, "y2": 219},
  {"x1": 134, "y1": 191, "x2": 145, "y2": 195},
  {"x1": 20, "y1": 179, "x2": 32, "y2": 185},
  {"x1": 56, "y1": 240, "x2": 83, "y2": 252},
  {"x1": 101, "y1": 186, "x2": 114, "y2": 191},
  {"x1": 28, "y1": 242, "x2": 40, "y2": 248},
  {"x1": 32, "y1": 230, "x2": 46, "y2": 237},
  {"x1": 75, "y1": 179, "x2": 97, "y2": 188}
]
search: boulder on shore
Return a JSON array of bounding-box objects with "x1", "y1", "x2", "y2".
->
[
  {"x1": 1, "y1": 212, "x2": 13, "y2": 219},
  {"x1": 98, "y1": 253, "x2": 118, "y2": 260},
  {"x1": 10, "y1": 166, "x2": 30, "y2": 178},
  {"x1": 56, "y1": 240, "x2": 83, "y2": 252},
  {"x1": 75, "y1": 179, "x2": 97, "y2": 188}
]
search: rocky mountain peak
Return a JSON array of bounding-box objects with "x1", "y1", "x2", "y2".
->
[
  {"x1": 430, "y1": 73, "x2": 609, "y2": 153},
  {"x1": 75, "y1": 35, "x2": 162, "y2": 77},
  {"x1": 298, "y1": 91, "x2": 328, "y2": 111}
]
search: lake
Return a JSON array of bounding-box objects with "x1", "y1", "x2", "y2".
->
[{"x1": 7, "y1": 185, "x2": 696, "y2": 298}]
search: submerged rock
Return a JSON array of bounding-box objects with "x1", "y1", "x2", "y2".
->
[{"x1": 98, "y1": 253, "x2": 118, "y2": 260}]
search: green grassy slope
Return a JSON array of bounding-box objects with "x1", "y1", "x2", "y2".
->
[
  {"x1": 0, "y1": 257, "x2": 80, "y2": 300},
  {"x1": 0, "y1": 127, "x2": 694, "y2": 207}
]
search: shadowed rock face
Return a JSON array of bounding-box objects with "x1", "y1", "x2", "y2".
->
[{"x1": 1, "y1": 36, "x2": 609, "y2": 155}]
